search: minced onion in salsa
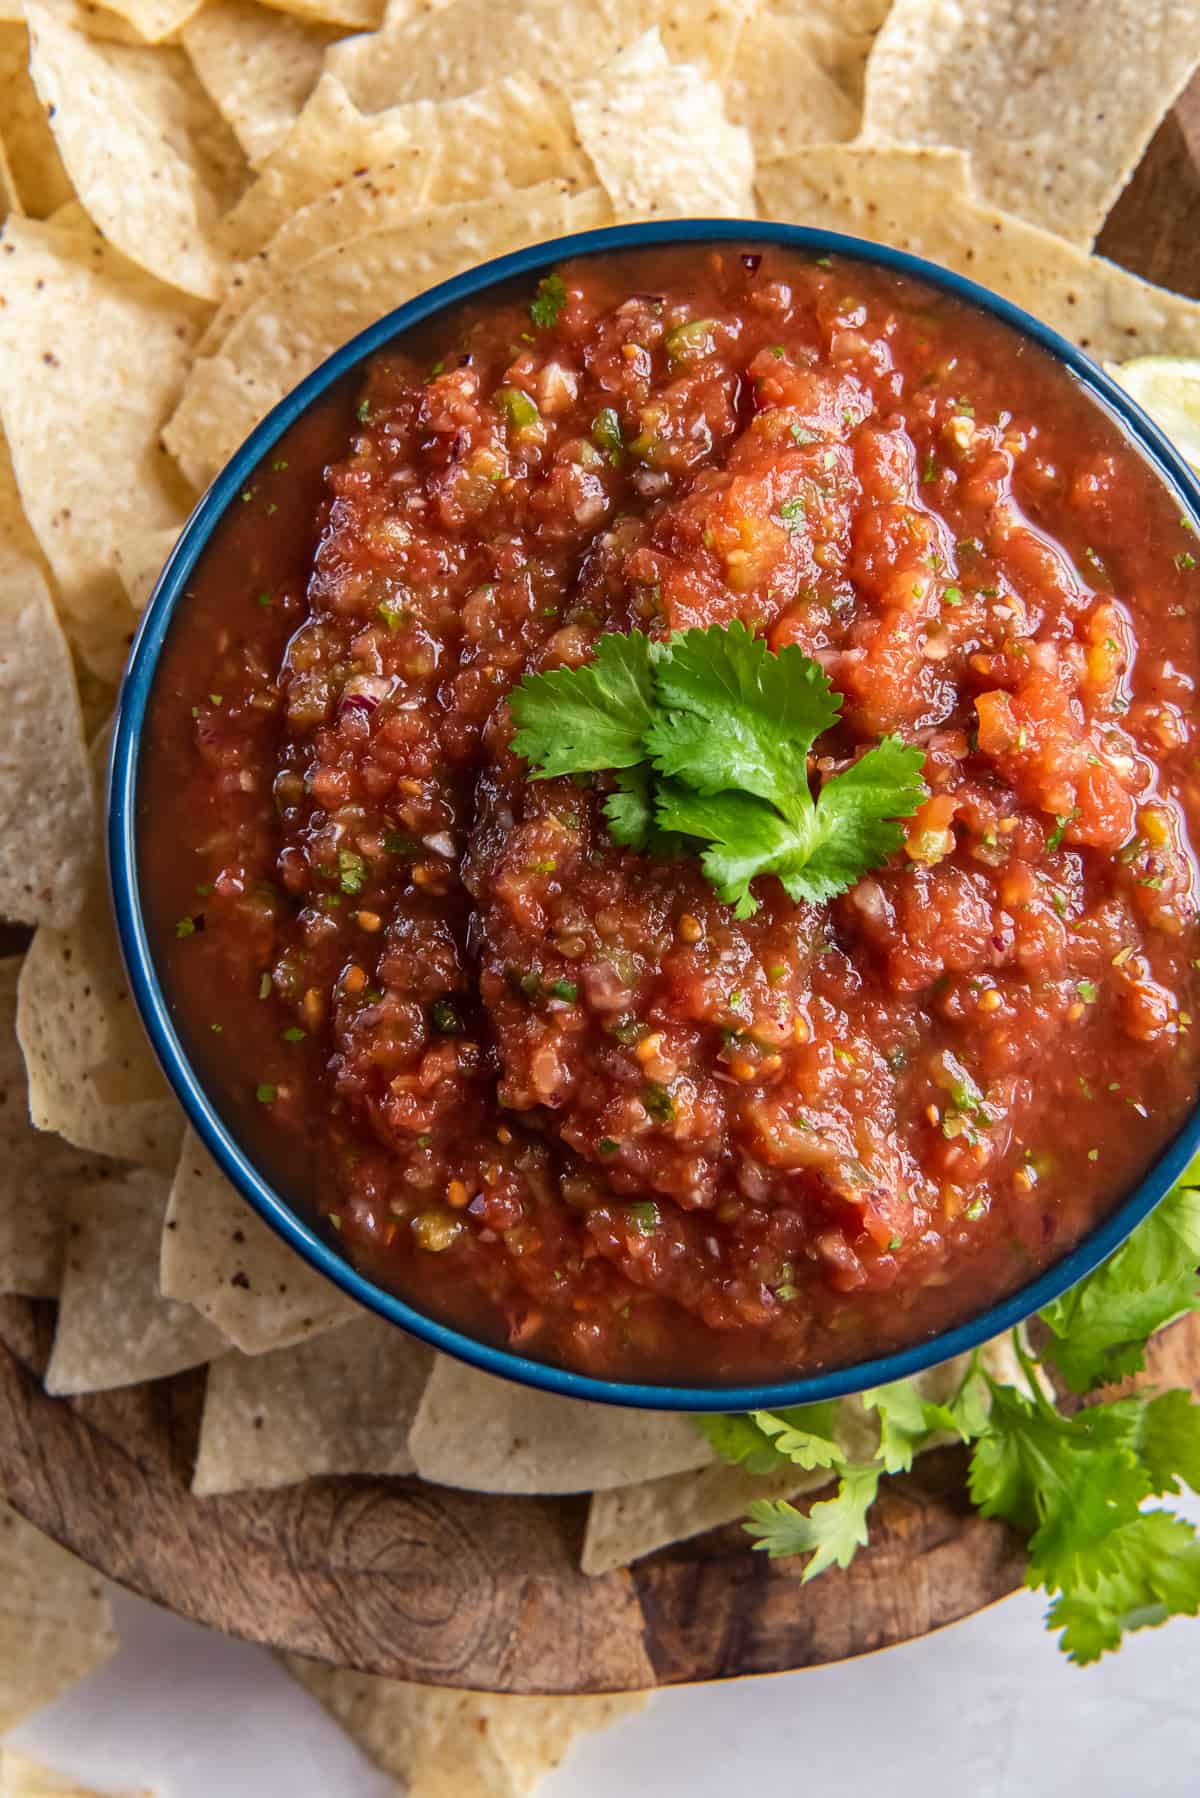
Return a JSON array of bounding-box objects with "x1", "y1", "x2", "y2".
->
[{"x1": 141, "y1": 245, "x2": 1200, "y2": 1386}]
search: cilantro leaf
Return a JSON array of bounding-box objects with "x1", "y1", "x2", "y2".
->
[
  {"x1": 745, "y1": 1465, "x2": 880, "y2": 1577},
  {"x1": 968, "y1": 1381, "x2": 1153, "y2": 1583},
  {"x1": 692, "y1": 1412, "x2": 791, "y2": 1477},
  {"x1": 798, "y1": 737, "x2": 928, "y2": 896},
  {"x1": 859, "y1": 1355, "x2": 995, "y2": 1472},
  {"x1": 1094, "y1": 1388, "x2": 1200, "y2": 1495},
  {"x1": 645, "y1": 621, "x2": 840, "y2": 810},
  {"x1": 1046, "y1": 1512, "x2": 1200, "y2": 1665},
  {"x1": 751, "y1": 1404, "x2": 846, "y2": 1471},
  {"x1": 1022, "y1": 1385, "x2": 1200, "y2": 1663},
  {"x1": 694, "y1": 1402, "x2": 843, "y2": 1476},
  {"x1": 603, "y1": 766, "x2": 686, "y2": 860},
  {"x1": 922, "y1": 1351, "x2": 994, "y2": 1443},
  {"x1": 1140, "y1": 1387, "x2": 1200, "y2": 1491},
  {"x1": 861, "y1": 1378, "x2": 940, "y2": 1473},
  {"x1": 529, "y1": 272, "x2": 567, "y2": 328},
  {"x1": 654, "y1": 738, "x2": 925, "y2": 915},
  {"x1": 602, "y1": 765, "x2": 656, "y2": 850},
  {"x1": 1039, "y1": 1172, "x2": 1200, "y2": 1392},
  {"x1": 652, "y1": 783, "x2": 802, "y2": 918},
  {"x1": 509, "y1": 632, "x2": 660, "y2": 777}
]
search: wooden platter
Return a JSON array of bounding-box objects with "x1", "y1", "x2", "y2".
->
[
  {"x1": 3, "y1": 87, "x2": 1200, "y2": 1697},
  {"x1": 2, "y1": 1297, "x2": 1197, "y2": 1694}
]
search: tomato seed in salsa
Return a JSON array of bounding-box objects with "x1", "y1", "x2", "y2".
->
[{"x1": 141, "y1": 245, "x2": 1200, "y2": 1386}]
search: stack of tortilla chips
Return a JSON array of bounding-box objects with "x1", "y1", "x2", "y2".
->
[{"x1": 2, "y1": 0, "x2": 1200, "y2": 1787}]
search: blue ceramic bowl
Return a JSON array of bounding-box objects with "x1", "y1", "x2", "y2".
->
[{"x1": 109, "y1": 218, "x2": 1200, "y2": 1413}]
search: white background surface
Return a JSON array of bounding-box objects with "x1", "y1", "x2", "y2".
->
[{"x1": 11, "y1": 1495, "x2": 1200, "y2": 1798}]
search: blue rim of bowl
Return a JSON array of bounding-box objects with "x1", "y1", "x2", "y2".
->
[{"x1": 109, "y1": 217, "x2": 1200, "y2": 1413}]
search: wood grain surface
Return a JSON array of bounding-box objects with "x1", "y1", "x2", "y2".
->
[{"x1": 3, "y1": 87, "x2": 1200, "y2": 1695}]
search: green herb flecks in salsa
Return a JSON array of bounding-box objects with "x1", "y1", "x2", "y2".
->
[{"x1": 530, "y1": 273, "x2": 567, "y2": 329}]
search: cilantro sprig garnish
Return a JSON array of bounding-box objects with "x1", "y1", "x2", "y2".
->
[
  {"x1": 509, "y1": 623, "x2": 926, "y2": 917},
  {"x1": 529, "y1": 272, "x2": 568, "y2": 329},
  {"x1": 699, "y1": 1164, "x2": 1200, "y2": 1664}
]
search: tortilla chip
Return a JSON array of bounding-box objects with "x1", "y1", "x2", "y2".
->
[
  {"x1": 0, "y1": 434, "x2": 95, "y2": 928},
  {"x1": 50, "y1": 0, "x2": 170, "y2": 41},
  {"x1": 0, "y1": 1751, "x2": 152, "y2": 1798},
  {"x1": 161, "y1": 1127, "x2": 359, "y2": 1354},
  {"x1": 326, "y1": 0, "x2": 746, "y2": 114},
  {"x1": 182, "y1": 1, "x2": 341, "y2": 167},
  {"x1": 582, "y1": 1458, "x2": 831, "y2": 1578},
  {"x1": 24, "y1": 5, "x2": 239, "y2": 298},
  {"x1": 111, "y1": 522, "x2": 183, "y2": 614},
  {"x1": 0, "y1": 22, "x2": 74, "y2": 217},
  {"x1": 0, "y1": 957, "x2": 120, "y2": 1298},
  {"x1": 71, "y1": 661, "x2": 120, "y2": 745},
  {"x1": 170, "y1": 42, "x2": 251, "y2": 212},
  {"x1": 94, "y1": 0, "x2": 202, "y2": 39},
  {"x1": 759, "y1": 137, "x2": 973, "y2": 215},
  {"x1": 285, "y1": 1656, "x2": 648, "y2": 1797},
  {"x1": 3, "y1": 0, "x2": 185, "y2": 28},
  {"x1": 206, "y1": 158, "x2": 436, "y2": 352},
  {"x1": 44, "y1": 1167, "x2": 227, "y2": 1395},
  {"x1": 257, "y1": 0, "x2": 380, "y2": 30},
  {"x1": 408, "y1": 1354, "x2": 714, "y2": 1494},
  {"x1": 0, "y1": 1500, "x2": 118, "y2": 1733},
  {"x1": 192, "y1": 1312, "x2": 433, "y2": 1494},
  {"x1": 760, "y1": 0, "x2": 891, "y2": 97},
  {"x1": 581, "y1": 1337, "x2": 1030, "y2": 1574},
  {"x1": 165, "y1": 178, "x2": 591, "y2": 490},
  {"x1": 41, "y1": 198, "x2": 94, "y2": 232},
  {"x1": 755, "y1": 144, "x2": 1200, "y2": 364},
  {"x1": 0, "y1": 215, "x2": 203, "y2": 679},
  {"x1": 774, "y1": 0, "x2": 891, "y2": 24},
  {"x1": 214, "y1": 71, "x2": 418, "y2": 266},
  {"x1": 217, "y1": 69, "x2": 589, "y2": 268},
  {"x1": 16, "y1": 739, "x2": 185, "y2": 1174},
  {"x1": 16, "y1": 926, "x2": 184, "y2": 1174},
  {"x1": 726, "y1": 12, "x2": 863, "y2": 159},
  {"x1": 210, "y1": 167, "x2": 606, "y2": 363},
  {"x1": 570, "y1": 30, "x2": 755, "y2": 223},
  {"x1": 0, "y1": 135, "x2": 18, "y2": 222},
  {"x1": 861, "y1": 0, "x2": 1200, "y2": 247}
]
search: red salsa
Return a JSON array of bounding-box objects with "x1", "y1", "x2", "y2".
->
[{"x1": 141, "y1": 245, "x2": 1200, "y2": 1386}]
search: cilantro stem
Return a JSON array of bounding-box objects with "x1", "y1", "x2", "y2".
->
[{"x1": 1011, "y1": 1327, "x2": 1060, "y2": 1422}]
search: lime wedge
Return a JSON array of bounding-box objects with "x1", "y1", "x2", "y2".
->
[{"x1": 1108, "y1": 356, "x2": 1200, "y2": 473}]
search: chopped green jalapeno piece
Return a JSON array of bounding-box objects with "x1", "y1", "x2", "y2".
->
[
  {"x1": 643, "y1": 1082, "x2": 676, "y2": 1122},
  {"x1": 664, "y1": 317, "x2": 718, "y2": 366},
  {"x1": 429, "y1": 998, "x2": 464, "y2": 1035},
  {"x1": 591, "y1": 407, "x2": 624, "y2": 464},
  {"x1": 495, "y1": 385, "x2": 541, "y2": 433},
  {"x1": 338, "y1": 850, "x2": 367, "y2": 894}
]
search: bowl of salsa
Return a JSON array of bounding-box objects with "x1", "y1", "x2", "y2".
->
[{"x1": 109, "y1": 219, "x2": 1200, "y2": 1411}]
